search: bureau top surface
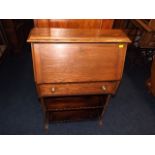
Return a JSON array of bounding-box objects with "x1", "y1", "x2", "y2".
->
[{"x1": 27, "y1": 28, "x2": 131, "y2": 43}]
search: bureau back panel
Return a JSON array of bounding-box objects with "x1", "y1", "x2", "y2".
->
[
  {"x1": 33, "y1": 43, "x2": 126, "y2": 84},
  {"x1": 34, "y1": 19, "x2": 114, "y2": 29}
]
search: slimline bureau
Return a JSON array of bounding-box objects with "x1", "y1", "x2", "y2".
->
[{"x1": 27, "y1": 28, "x2": 131, "y2": 131}]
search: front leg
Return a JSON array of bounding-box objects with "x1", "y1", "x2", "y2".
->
[{"x1": 99, "y1": 95, "x2": 111, "y2": 127}]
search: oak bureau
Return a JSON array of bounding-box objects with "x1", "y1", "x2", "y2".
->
[{"x1": 27, "y1": 28, "x2": 131, "y2": 131}]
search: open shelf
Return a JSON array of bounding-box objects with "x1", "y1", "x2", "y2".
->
[{"x1": 43, "y1": 95, "x2": 108, "y2": 122}]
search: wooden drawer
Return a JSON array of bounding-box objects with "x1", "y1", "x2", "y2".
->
[
  {"x1": 33, "y1": 43, "x2": 127, "y2": 84},
  {"x1": 38, "y1": 82, "x2": 117, "y2": 97}
]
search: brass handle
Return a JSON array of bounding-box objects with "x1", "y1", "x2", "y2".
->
[
  {"x1": 101, "y1": 85, "x2": 106, "y2": 91},
  {"x1": 51, "y1": 87, "x2": 56, "y2": 93}
]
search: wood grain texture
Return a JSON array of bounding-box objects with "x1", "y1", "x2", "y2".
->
[
  {"x1": 38, "y1": 82, "x2": 118, "y2": 97},
  {"x1": 27, "y1": 27, "x2": 130, "y2": 129},
  {"x1": 34, "y1": 19, "x2": 114, "y2": 29},
  {"x1": 27, "y1": 28, "x2": 131, "y2": 43},
  {"x1": 116, "y1": 44, "x2": 127, "y2": 80},
  {"x1": 45, "y1": 96, "x2": 105, "y2": 110},
  {"x1": 32, "y1": 43, "x2": 127, "y2": 84}
]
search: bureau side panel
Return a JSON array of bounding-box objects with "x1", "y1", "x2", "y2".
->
[
  {"x1": 116, "y1": 44, "x2": 127, "y2": 80},
  {"x1": 31, "y1": 43, "x2": 42, "y2": 83}
]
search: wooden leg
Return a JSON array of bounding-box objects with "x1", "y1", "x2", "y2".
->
[
  {"x1": 99, "y1": 95, "x2": 111, "y2": 127},
  {"x1": 44, "y1": 111, "x2": 49, "y2": 133},
  {"x1": 40, "y1": 98, "x2": 49, "y2": 133},
  {"x1": 40, "y1": 98, "x2": 46, "y2": 112}
]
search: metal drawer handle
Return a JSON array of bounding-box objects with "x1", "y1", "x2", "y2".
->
[
  {"x1": 51, "y1": 87, "x2": 56, "y2": 93},
  {"x1": 101, "y1": 85, "x2": 106, "y2": 91}
]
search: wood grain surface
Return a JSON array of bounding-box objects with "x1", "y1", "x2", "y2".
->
[
  {"x1": 38, "y1": 81, "x2": 118, "y2": 97},
  {"x1": 27, "y1": 28, "x2": 131, "y2": 43},
  {"x1": 34, "y1": 19, "x2": 114, "y2": 29},
  {"x1": 32, "y1": 43, "x2": 127, "y2": 84}
]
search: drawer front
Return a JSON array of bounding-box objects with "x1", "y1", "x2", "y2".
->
[
  {"x1": 38, "y1": 82, "x2": 117, "y2": 97},
  {"x1": 32, "y1": 43, "x2": 127, "y2": 84}
]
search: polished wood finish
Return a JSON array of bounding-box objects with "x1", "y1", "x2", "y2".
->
[
  {"x1": 34, "y1": 19, "x2": 114, "y2": 29},
  {"x1": 38, "y1": 81, "x2": 118, "y2": 97},
  {"x1": 28, "y1": 27, "x2": 130, "y2": 131},
  {"x1": 31, "y1": 43, "x2": 127, "y2": 84},
  {"x1": 28, "y1": 28, "x2": 130, "y2": 43}
]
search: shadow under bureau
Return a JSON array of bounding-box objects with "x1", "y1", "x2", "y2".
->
[{"x1": 27, "y1": 28, "x2": 131, "y2": 131}]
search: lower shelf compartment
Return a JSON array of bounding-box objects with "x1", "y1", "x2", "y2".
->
[
  {"x1": 49, "y1": 108, "x2": 103, "y2": 122},
  {"x1": 42, "y1": 95, "x2": 108, "y2": 122}
]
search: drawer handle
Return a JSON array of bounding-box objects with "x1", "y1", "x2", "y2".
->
[
  {"x1": 51, "y1": 87, "x2": 56, "y2": 93},
  {"x1": 101, "y1": 85, "x2": 106, "y2": 91}
]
